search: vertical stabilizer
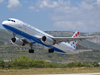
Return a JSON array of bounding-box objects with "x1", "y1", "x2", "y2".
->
[{"x1": 69, "y1": 31, "x2": 79, "y2": 49}]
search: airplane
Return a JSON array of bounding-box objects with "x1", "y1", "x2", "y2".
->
[{"x1": 2, "y1": 18, "x2": 97, "y2": 54}]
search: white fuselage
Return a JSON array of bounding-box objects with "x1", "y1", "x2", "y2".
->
[{"x1": 2, "y1": 18, "x2": 79, "y2": 54}]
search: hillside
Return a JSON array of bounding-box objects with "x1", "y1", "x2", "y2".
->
[{"x1": 0, "y1": 29, "x2": 100, "y2": 63}]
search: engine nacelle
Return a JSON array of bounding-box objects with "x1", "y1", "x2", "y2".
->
[
  {"x1": 41, "y1": 36, "x2": 55, "y2": 45},
  {"x1": 11, "y1": 37, "x2": 25, "y2": 46}
]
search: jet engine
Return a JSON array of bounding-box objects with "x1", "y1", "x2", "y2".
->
[
  {"x1": 11, "y1": 37, "x2": 25, "y2": 46},
  {"x1": 41, "y1": 36, "x2": 55, "y2": 45}
]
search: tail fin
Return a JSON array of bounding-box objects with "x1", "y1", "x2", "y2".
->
[{"x1": 70, "y1": 31, "x2": 79, "y2": 49}]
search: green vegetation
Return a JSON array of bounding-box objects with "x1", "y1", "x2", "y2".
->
[{"x1": 0, "y1": 55, "x2": 99, "y2": 69}]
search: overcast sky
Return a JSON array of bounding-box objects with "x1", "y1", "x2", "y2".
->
[{"x1": 0, "y1": 0, "x2": 100, "y2": 32}]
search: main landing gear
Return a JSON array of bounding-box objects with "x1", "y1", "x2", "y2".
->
[
  {"x1": 29, "y1": 44, "x2": 34, "y2": 53},
  {"x1": 48, "y1": 48, "x2": 54, "y2": 53}
]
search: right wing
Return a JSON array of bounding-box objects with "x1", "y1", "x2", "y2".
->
[{"x1": 52, "y1": 36, "x2": 97, "y2": 44}]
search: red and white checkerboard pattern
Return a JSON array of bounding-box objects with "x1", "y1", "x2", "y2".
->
[{"x1": 70, "y1": 31, "x2": 79, "y2": 49}]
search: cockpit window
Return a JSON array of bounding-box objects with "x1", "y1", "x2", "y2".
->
[{"x1": 8, "y1": 19, "x2": 15, "y2": 22}]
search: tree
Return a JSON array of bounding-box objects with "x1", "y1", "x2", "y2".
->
[
  {"x1": 17, "y1": 55, "x2": 29, "y2": 68},
  {"x1": 0, "y1": 60, "x2": 4, "y2": 68},
  {"x1": 92, "y1": 62, "x2": 99, "y2": 67}
]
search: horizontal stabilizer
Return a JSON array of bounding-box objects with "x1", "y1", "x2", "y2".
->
[{"x1": 75, "y1": 49, "x2": 93, "y2": 52}]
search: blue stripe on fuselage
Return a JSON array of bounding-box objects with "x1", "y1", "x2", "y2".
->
[{"x1": 2, "y1": 24, "x2": 65, "y2": 53}]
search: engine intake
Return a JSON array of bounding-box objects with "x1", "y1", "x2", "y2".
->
[
  {"x1": 42, "y1": 36, "x2": 46, "y2": 41},
  {"x1": 11, "y1": 38, "x2": 16, "y2": 42},
  {"x1": 41, "y1": 36, "x2": 55, "y2": 45},
  {"x1": 11, "y1": 37, "x2": 25, "y2": 46}
]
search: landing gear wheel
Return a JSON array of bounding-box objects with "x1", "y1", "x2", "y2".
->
[
  {"x1": 29, "y1": 43, "x2": 34, "y2": 53},
  {"x1": 29, "y1": 49, "x2": 34, "y2": 53},
  {"x1": 48, "y1": 49, "x2": 54, "y2": 53}
]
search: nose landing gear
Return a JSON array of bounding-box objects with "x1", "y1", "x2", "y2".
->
[{"x1": 11, "y1": 33, "x2": 16, "y2": 42}]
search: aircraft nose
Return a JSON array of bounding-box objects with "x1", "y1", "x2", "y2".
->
[
  {"x1": 2, "y1": 21, "x2": 11, "y2": 29},
  {"x1": 2, "y1": 21, "x2": 8, "y2": 25}
]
